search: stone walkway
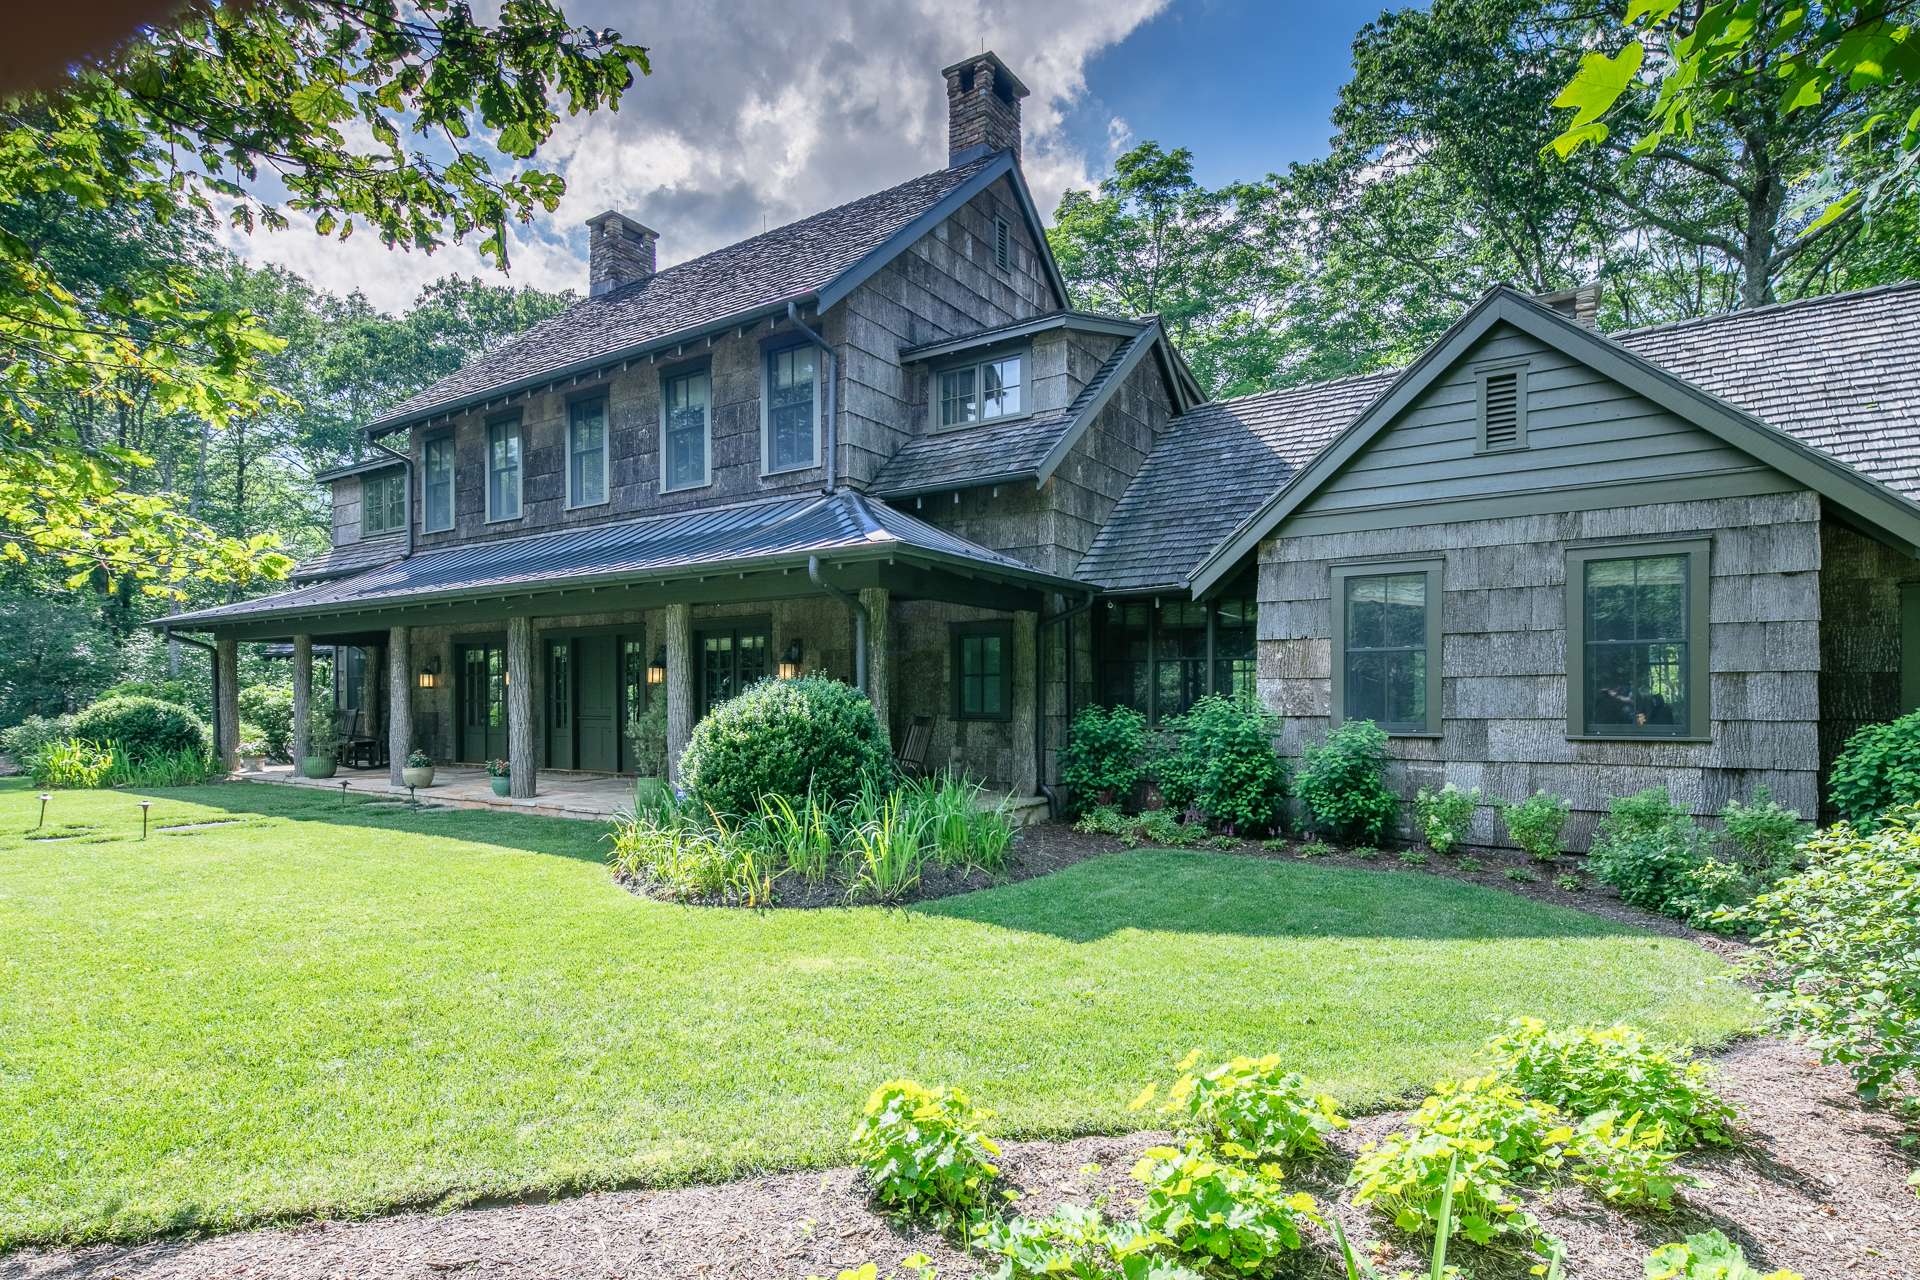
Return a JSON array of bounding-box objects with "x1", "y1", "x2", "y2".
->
[{"x1": 235, "y1": 763, "x2": 639, "y2": 821}]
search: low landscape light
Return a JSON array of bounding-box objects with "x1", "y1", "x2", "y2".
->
[
  {"x1": 139, "y1": 800, "x2": 152, "y2": 839},
  {"x1": 37, "y1": 793, "x2": 50, "y2": 829}
]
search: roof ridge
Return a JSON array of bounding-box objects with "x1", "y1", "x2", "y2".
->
[
  {"x1": 1610, "y1": 279, "x2": 1920, "y2": 341},
  {"x1": 1200, "y1": 364, "x2": 1403, "y2": 409}
]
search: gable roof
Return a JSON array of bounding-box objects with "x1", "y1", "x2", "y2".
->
[
  {"x1": 369, "y1": 151, "x2": 1066, "y2": 435},
  {"x1": 870, "y1": 318, "x2": 1200, "y2": 500},
  {"x1": 161, "y1": 490, "x2": 1078, "y2": 632}
]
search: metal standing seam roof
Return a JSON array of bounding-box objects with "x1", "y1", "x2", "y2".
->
[
  {"x1": 369, "y1": 154, "x2": 1012, "y2": 433},
  {"x1": 1082, "y1": 280, "x2": 1920, "y2": 594},
  {"x1": 162, "y1": 490, "x2": 1077, "y2": 629}
]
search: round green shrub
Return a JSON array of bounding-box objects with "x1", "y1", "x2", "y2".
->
[
  {"x1": 1061, "y1": 704, "x2": 1147, "y2": 810},
  {"x1": 1828, "y1": 708, "x2": 1920, "y2": 828},
  {"x1": 70, "y1": 695, "x2": 209, "y2": 762},
  {"x1": 239, "y1": 684, "x2": 296, "y2": 761},
  {"x1": 1296, "y1": 719, "x2": 1398, "y2": 843},
  {"x1": 679, "y1": 675, "x2": 890, "y2": 818}
]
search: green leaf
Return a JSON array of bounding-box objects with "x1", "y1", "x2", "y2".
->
[{"x1": 1552, "y1": 43, "x2": 1647, "y2": 132}]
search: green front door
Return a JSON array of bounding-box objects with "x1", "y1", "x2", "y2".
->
[
  {"x1": 456, "y1": 643, "x2": 508, "y2": 763},
  {"x1": 575, "y1": 635, "x2": 619, "y2": 772},
  {"x1": 546, "y1": 640, "x2": 574, "y2": 770}
]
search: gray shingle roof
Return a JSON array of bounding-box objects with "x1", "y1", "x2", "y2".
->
[
  {"x1": 290, "y1": 533, "x2": 407, "y2": 583},
  {"x1": 1083, "y1": 280, "x2": 1920, "y2": 593},
  {"x1": 165, "y1": 490, "x2": 1073, "y2": 629},
  {"x1": 870, "y1": 322, "x2": 1160, "y2": 498},
  {"x1": 371, "y1": 155, "x2": 1003, "y2": 431}
]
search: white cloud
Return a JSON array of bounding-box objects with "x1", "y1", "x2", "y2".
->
[{"x1": 220, "y1": 0, "x2": 1166, "y2": 311}]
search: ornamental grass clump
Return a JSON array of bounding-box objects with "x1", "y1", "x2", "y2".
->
[
  {"x1": 853, "y1": 1080, "x2": 1001, "y2": 1226},
  {"x1": 1132, "y1": 1050, "x2": 1347, "y2": 1165}
]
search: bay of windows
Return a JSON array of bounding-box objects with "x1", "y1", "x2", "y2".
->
[
  {"x1": 662, "y1": 367, "x2": 711, "y2": 491},
  {"x1": 567, "y1": 398, "x2": 608, "y2": 508},
  {"x1": 1095, "y1": 586, "x2": 1259, "y2": 724},
  {"x1": 938, "y1": 352, "x2": 1024, "y2": 428}
]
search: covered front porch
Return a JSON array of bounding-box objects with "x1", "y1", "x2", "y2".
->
[{"x1": 236, "y1": 762, "x2": 640, "y2": 821}]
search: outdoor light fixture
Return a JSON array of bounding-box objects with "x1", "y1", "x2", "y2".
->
[
  {"x1": 36, "y1": 793, "x2": 50, "y2": 829},
  {"x1": 647, "y1": 646, "x2": 667, "y2": 686},
  {"x1": 417, "y1": 656, "x2": 441, "y2": 689},
  {"x1": 139, "y1": 799, "x2": 151, "y2": 840},
  {"x1": 777, "y1": 640, "x2": 804, "y2": 680}
]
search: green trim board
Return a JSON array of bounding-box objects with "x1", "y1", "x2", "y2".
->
[
  {"x1": 1329, "y1": 559, "x2": 1443, "y2": 737},
  {"x1": 899, "y1": 311, "x2": 1142, "y2": 362},
  {"x1": 1564, "y1": 538, "x2": 1711, "y2": 740},
  {"x1": 1189, "y1": 285, "x2": 1920, "y2": 595}
]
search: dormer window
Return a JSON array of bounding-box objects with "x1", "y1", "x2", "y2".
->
[
  {"x1": 938, "y1": 351, "x2": 1024, "y2": 428},
  {"x1": 362, "y1": 469, "x2": 405, "y2": 536}
]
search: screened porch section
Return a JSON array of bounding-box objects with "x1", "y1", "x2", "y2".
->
[{"x1": 1092, "y1": 580, "x2": 1259, "y2": 724}]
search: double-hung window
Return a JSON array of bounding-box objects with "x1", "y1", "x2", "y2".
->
[
  {"x1": 661, "y1": 366, "x2": 711, "y2": 491},
  {"x1": 1331, "y1": 560, "x2": 1442, "y2": 735},
  {"x1": 1567, "y1": 540, "x2": 1709, "y2": 738},
  {"x1": 361, "y1": 469, "x2": 405, "y2": 536},
  {"x1": 486, "y1": 417, "x2": 522, "y2": 521},
  {"x1": 567, "y1": 398, "x2": 608, "y2": 508},
  {"x1": 937, "y1": 351, "x2": 1024, "y2": 428},
  {"x1": 764, "y1": 345, "x2": 818, "y2": 473},
  {"x1": 952, "y1": 622, "x2": 1012, "y2": 720},
  {"x1": 422, "y1": 435, "x2": 454, "y2": 532}
]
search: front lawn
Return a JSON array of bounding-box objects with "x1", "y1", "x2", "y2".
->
[{"x1": 0, "y1": 779, "x2": 1752, "y2": 1248}]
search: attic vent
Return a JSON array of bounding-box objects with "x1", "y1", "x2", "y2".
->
[
  {"x1": 993, "y1": 216, "x2": 1012, "y2": 271},
  {"x1": 1478, "y1": 364, "x2": 1528, "y2": 452}
]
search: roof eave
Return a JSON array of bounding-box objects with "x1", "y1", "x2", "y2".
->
[{"x1": 899, "y1": 312, "x2": 1144, "y2": 363}]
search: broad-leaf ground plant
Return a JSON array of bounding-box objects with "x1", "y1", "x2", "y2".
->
[
  {"x1": 1484, "y1": 1018, "x2": 1737, "y2": 1150},
  {"x1": 1296, "y1": 719, "x2": 1398, "y2": 844},
  {"x1": 853, "y1": 1080, "x2": 1001, "y2": 1227},
  {"x1": 1131, "y1": 1050, "x2": 1347, "y2": 1165},
  {"x1": 1827, "y1": 709, "x2": 1920, "y2": 828}
]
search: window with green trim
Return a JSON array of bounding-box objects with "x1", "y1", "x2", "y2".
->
[
  {"x1": 566, "y1": 398, "x2": 608, "y2": 508},
  {"x1": 486, "y1": 417, "x2": 522, "y2": 521},
  {"x1": 1331, "y1": 560, "x2": 1442, "y2": 735},
  {"x1": 422, "y1": 436, "x2": 454, "y2": 532},
  {"x1": 937, "y1": 352, "x2": 1024, "y2": 428},
  {"x1": 362, "y1": 470, "x2": 405, "y2": 536},
  {"x1": 1567, "y1": 541, "x2": 1709, "y2": 738},
  {"x1": 952, "y1": 622, "x2": 1012, "y2": 721}
]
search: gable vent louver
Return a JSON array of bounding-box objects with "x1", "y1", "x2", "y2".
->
[
  {"x1": 993, "y1": 217, "x2": 1012, "y2": 271},
  {"x1": 1483, "y1": 369, "x2": 1522, "y2": 449}
]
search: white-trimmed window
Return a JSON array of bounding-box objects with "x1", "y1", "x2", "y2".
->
[
  {"x1": 661, "y1": 366, "x2": 711, "y2": 492},
  {"x1": 362, "y1": 469, "x2": 405, "y2": 536},
  {"x1": 486, "y1": 417, "x2": 522, "y2": 522},
  {"x1": 567, "y1": 397, "x2": 608, "y2": 508},
  {"x1": 764, "y1": 345, "x2": 818, "y2": 473},
  {"x1": 422, "y1": 435, "x2": 455, "y2": 532},
  {"x1": 937, "y1": 351, "x2": 1024, "y2": 428}
]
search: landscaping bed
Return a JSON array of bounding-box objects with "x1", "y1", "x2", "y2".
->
[{"x1": 14, "y1": 1036, "x2": 1914, "y2": 1280}]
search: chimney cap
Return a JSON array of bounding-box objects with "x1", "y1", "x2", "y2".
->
[
  {"x1": 586, "y1": 209, "x2": 658, "y2": 239},
  {"x1": 940, "y1": 50, "x2": 1030, "y2": 99}
]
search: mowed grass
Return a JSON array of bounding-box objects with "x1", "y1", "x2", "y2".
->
[{"x1": 0, "y1": 779, "x2": 1752, "y2": 1248}]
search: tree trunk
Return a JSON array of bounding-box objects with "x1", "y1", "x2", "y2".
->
[
  {"x1": 507, "y1": 616, "x2": 536, "y2": 799},
  {"x1": 387, "y1": 627, "x2": 411, "y2": 787}
]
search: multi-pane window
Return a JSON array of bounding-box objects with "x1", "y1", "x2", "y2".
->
[
  {"x1": 1212, "y1": 592, "x2": 1258, "y2": 702},
  {"x1": 937, "y1": 353, "x2": 1024, "y2": 428},
  {"x1": 952, "y1": 623, "x2": 1012, "y2": 720},
  {"x1": 423, "y1": 436, "x2": 454, "y2": 532},
  {"x1": 1339, "y1": 571, "x2": 1431, "y2": 733},
  {"x1": 1153, "y1": 600, "x2": 1208, "y2": 719},
  {"x1": 361, "y1": 469, "x2": 405, "y2": 536},
  {"x1": 765, "y1": 346, "x2": 817, "y2": 472},
  {"x1": 662, "y1": 367, "x2": 710, "y2": 491},
  {"x1": 1578, "y1": 552, "x2": 1692, "y2": 735},
  {"x1": 1095, "y1": 591, "x2": 1259, "y2": 725},
  {"x1": 567, "y1": 398, "x2": 607, "y2": 507},
  {"x1": 486, "y1": 418, "x2": 521, "y2": 521},
  {"x1": 549, "y1": 641, "x2": 571, "y2": 729}
]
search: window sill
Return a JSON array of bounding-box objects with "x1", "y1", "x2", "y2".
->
[
  {"x1": 953, "y1": 715, "x2": 1012, "y2": 724},
  {"x1": 1565, "y1": 733, "x2": 1712, "y2": 744},
  {"x1": 485, "y1": 514, "x2": 523, "y2": 526},
  {"x1": 565, "y1": 498, "x2": 610, "y2": 512},
  {"x1": 661, "y1": 479, "x2": 714, "y2": 495},
  {"x1": 423, "y1": 522, "x2": 454, "y2": 536},
  {"x1": 762, "y1": 463, "x2": 820, "y2": 478}
]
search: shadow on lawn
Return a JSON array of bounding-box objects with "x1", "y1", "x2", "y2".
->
[{"x1": 913, "y1": 847, "x2": 1642, "y2": 943}]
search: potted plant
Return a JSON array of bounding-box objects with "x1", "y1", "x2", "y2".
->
[
  {"x1": 302, "y1": 715, "x2": 340, "y2": 779},
  {"x1": 486, "y1": 757, "x2": 511, "y2": 797},
  {"x1": 402, "y1": 748, "x2": 435, "y2": 788},
  {"x1": 236, "y1": 722, "x2": 270, "y2": 772}
]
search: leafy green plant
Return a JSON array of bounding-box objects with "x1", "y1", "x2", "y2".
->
[
  {"x1": 1644, "y1": 1230, "x2": 1803, "y2": 1280},
  {"x1": 1554, "y1": 872, "x2": 1582, "y2": 892},
  {"x1": 1483, "y1": 1018, "x2": 1736, "y2": 1149},
  {"x1": 1132, "y1": 1051, "x2": 1347, "y2": 1164},
  {"x1": 1717, "y1": 787, "x2": 1810, "y2": 875},
  {"x1": 1169, "y1": 696, "x2": 1288, "y2": 835},
  {"x1": 1062, "y1": 705, "x2": 1148, "y2": 810},
  {"x1": 103, "y1": 744, "x2": 215, "y2": 787},
  {"x1": 1349, "y1": 844, "x2": 1380, "y2": 861},
  {"x1": 238, "y1": 684, "x2": 296, "y2": 761},
  {"x1": 70, "y1": 696, "x2": 208, "y2": 762},
  {"x1": 1138, "y1": 807, "x2": 1202, "y2": 848},
  {"x1": 681, "y1": 675, "x2": 891, "y2": 820},
  {"x1": 975, "y1": 1204, "x2": 1197, "y2": 1280},
  {"x1": 1297, "y1": 720, "x2": 1398, "y2": 844},
  {"x1": 1668, "y1": 859, "x2": 1761, "y2": 932},
  {"x1": 30, "y1": 738, "x2": 116, "y2": 789},
  {"x1": 853, "y1": 1080, "x2": 1000, "y2": 1225},
  {"x1": 1568, "y1": 1112, "x2": 1694, "y2": 1210},
  {"x1": 405, "y1": 748, "x2": 433, "y2": 769},
  {"x1": 1131, "y1": 1143, "x2": 1317, "y2": 1272},
  {"x1": 1504, "y1": 867, "x2": 1538, "y2": 884},
  {"x1": 1075, "y1": 804, "x2": 1134, "y2": 838},
  {"x1": 1414, "y1": 783, "x2": 1477, "y2": 854},
  {"x1": 1502, "y1": 790, "x2": 1569, "y2": 862},
  {"x1": 1398, "y1": 849, "x2": 1429, "y2": 866},
  {"x1": 1149, "y1": 724, "x2": 1206, "y2": 817},
  {"x1": 1726, "y1": 804, "x2": 1920, "y2": 1101},
  {"x1": 747, "y1": 791, "x2": 837, "y2": 883},
  {"x1": 1298, "y1": 840, "x2": 1336, "y2": 858},
  {"x1": 1587, "y1": 788, "x2": 1709, "y2": 914},
  {"x1": 847, "y1": 795, "x2": 930, "y2": 903},
  {"x1": 1828, "y1": 708, "x2": 1920, "y2": 829},
  {"x1": 1457, "y1": 856, "x2": 1484, "y2": 873},
  {"x1": 624, "y1": 695, "x2": 669, "y2": 778},
  {"x1": 0, "y1": 713, "x2": 75, "y2": 766},
  {"x1": 1206, "y1": 835, "x2": 1238, "y2": 851}
]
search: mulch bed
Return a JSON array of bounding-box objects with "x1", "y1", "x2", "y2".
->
[{"x1": 15, "y1": 1038, "x2": 1915, "y2": 1280}]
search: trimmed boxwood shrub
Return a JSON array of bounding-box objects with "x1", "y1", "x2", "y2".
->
[
  {"x1": 679, "y1": 675, "x2": 890, "y2": 818},
  {"x1": 70, "y1": 695, "x2": 208, "y2": 761},
  {"x1": 1828, "y1": 708, "x2": 1920, "y2": 829}
]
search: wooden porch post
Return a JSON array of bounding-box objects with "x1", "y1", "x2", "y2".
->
[
  {"x1": 214, "y1": 634, "x2": 240, "y2": 773},
  {"x1": 1010, "y1": 609, "x2": 1038, "y2": 796},
  {"x1": 291, "y1": 633, "x2": 313, "y2": 766},
  {"x1": 387, "y1": 626, "x2": 411, "y2": 787},
  {"x1": 507, "y1": 615, "x2": 536, "y2": 798},
  {"x1": 360, "y1": 644, "x2": 382, "y2": 742},
  {"x1": 860, "y1": 586, "x2": 891, "y2": 748},
  {"x1": 664, "y1": 602, "x2": 693, "y2": 784}
]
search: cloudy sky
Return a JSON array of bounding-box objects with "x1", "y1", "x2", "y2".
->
[{"x1": 227, "y1": 0, "x2": 1392, "y2": 311}]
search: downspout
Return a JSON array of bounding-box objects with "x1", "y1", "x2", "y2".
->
[
  {"x1": 786, "y1": 300, "x2": 838, "y2": 492},
  {"x1": 168, "y1": 631, "x2": 221, "y2": 764},
  {"x1": 367, "y1": 437, "x2": 416, "y2": 557},
  {"x1": 1037, "y1": 590, "x2": 1097, "y2": 814},
  {"x1": 807, "y1": 555, "x2": 867, "y2": 692}
]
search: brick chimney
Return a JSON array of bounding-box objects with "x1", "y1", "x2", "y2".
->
[
  {"x1": 942, "y1": 51, "x2": 1028, "y2": 166},
  {"x1": 585, "y1": 210, "x2": 658, "y2": 297}
]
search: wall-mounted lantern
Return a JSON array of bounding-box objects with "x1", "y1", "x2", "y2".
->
[
  {"x1": 646, "y1": 646, "x2": 667, "y2": 686},
  {"x1": 777, "y1": 640, "x2": 804, "y2": 680},
  {"x1": 417, "y1": 656, "x2": 441, "y2": 689}
]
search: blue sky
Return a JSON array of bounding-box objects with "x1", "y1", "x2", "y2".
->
[{"x1": 229, "y1": 0, "x2": 1405, "y2": 310}]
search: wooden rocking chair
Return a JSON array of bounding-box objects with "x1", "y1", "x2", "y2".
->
[
  {"x1": 894, "y1": 715, "x2": 933, "y2": 779},
  {"x1": 337, "y1": 709, "x2": 382, "y2": 770}
]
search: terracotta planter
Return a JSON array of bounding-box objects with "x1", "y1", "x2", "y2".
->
[
  {"x1": 301, "y1": 756, "x2": 337, "y2": 779},
  {"x1": 402, "y1": 765, "x2": 435, "y2": 788},
  {"x1": 490, "y1": 776, "x2": 512, "y2": 797}
]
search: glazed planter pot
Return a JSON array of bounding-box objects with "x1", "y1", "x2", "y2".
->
[
  {"x1": 490, "y1": 776, "x2": 512, "y2": 797},
  {"x1": 302, "y1": 756, "x2": 338, "y2": 779},
  {"x1": 402, "y1": 765, "x2": 435, "y2": 788}
]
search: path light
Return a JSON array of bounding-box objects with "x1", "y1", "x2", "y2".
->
[
  {"x1": 340, "y1": 779, "x2": 350, "y2": 804},
  {"x1": 139, "y1": 800, "x2": 152, "y2": 840},
  {"x1": 37, "y1": 793, "x2": 50, "y2": 829},
  {"x1": 407, "y1": 784, "x2": 417, "y2": 808}
]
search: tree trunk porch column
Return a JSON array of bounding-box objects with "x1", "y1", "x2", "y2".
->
[
  {"x1": 291, "y1": 633, "x2": 313, "y2": 765},
  {"x1": 507, "y1": 616, "x2": 536, "y2": 798},
  {"x1": 386, "y1": 626, "x2": 412, "y2": 787},
  {"x1": 664, "y1": 603, "x2": 693, "y2": 785},
  {"x1": 860, "y1": 586, "x2": 891, "y2": 748},
  {"x1": 1011, "y1": 609, "x2": 1038, "y2": 796},
  {"x1": 214, "y1": 635, "x2": 239, "y2": 773}
]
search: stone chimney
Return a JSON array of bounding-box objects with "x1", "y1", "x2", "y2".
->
[
  {"x1": 1534, "y1": 282, "x2": 1602, "y2": 328},
  {"x1": 585, "y1": 210, "x2": 658, "y2": 297},
  {"x1": 942, "y1": 51, "x2": 1028, "y2": 166}
]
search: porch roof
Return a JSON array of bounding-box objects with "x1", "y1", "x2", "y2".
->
[{"x1": 158, "y1": 490, "x2": 1084, "y2": 634}]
